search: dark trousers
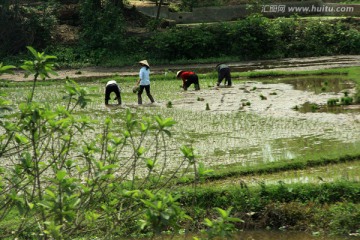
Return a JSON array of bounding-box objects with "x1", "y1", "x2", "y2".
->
[
  {"x1": 184, "y1": 74, "x2": 200, "y2": 90},
  {"x1": 105, "y1": 84, "x2": 121, "y2": 105},
  {"x1": 138, "y1": 85, "x2": 155, "y2": 104},
  {"x1": 217, "y1": 68, "x2": 232, "y2": 86}
]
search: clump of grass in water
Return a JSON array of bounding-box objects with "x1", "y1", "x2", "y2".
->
[
  {"x1": 260, "y1": 94, "x2": 267, "y2": 100},
  {"x1": 341, "y1": 96, "x2": 353, "y2": 105},
  {"x1": 327, "y1": 98, "x2": 339, "y2": 107},
  {"x1": 166, "y1": 101, "x2": 173, "y2": 108},
  {"x1": 341, "y1": 91, "x2": 353, "y2": 105},
  {"x1": 311, "y1": 103, "x2": 319, "y2": 112},
  {"x1": 242, "y1": 101, "x2": 251, "y2": 106}
]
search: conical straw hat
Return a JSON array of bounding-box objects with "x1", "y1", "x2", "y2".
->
[{"x1": 139, "y1": 60, "x2": 150, "y2": 67}]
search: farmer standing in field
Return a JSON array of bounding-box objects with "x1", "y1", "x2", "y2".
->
[
  {"x1": 105, "y1": 80, "x2": 121, "y2": 106},
  {"x1": 216, "y1": 63, "x2": 232, "y2": 87},
  {"x1": 136, "y1": 60, "x2": 155, "y2": 105},
  {"x1": 176, "y1": 70, "x2": 200, "y2": 91}
]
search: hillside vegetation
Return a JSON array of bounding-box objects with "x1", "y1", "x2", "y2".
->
[{"x1": 2, "y1": 0, "x2": 360, "y2": 68}]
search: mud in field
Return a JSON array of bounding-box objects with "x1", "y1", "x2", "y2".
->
[{"x1": 170, "y1": 81, "x2": 360, "y2": 124}]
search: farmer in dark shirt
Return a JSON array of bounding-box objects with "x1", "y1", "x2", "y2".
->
[
  {"x1": 216, "y1": 63, "x2": 232, "y2": 87},
  {"x1": 176, "y1": 70, "x2": 200, "y2": 91},
  {"x1": 105, "y1": 80, "x2": 121, "y2": 105}
]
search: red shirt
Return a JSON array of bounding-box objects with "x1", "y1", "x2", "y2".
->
[{"x1": 179, "y1": 71, "x2": 195, "y2": 85}]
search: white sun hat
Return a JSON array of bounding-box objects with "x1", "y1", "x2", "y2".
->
[
  {"x1": 176, "y1": 70, "x2": 184, "y2": 77},
  {"x1": 139, "y1": 60, "x2": 150, "y2": 68}
]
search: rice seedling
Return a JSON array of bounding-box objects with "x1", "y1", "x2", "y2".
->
[
  {"x1": 341, "y1": 97, "x2": 353, "y2": 105},
  {"x1": 206, "y1": 103, "x2": 210, "y2": 110},
  {"x1": 327, "y1": 98, "x2": 339, "y2": 106}
]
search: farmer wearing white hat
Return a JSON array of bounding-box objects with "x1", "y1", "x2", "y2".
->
[
  {"x1": 105, "y1": 80, "x2": 121, "y2": 105},
  {"x1": 136, "y1": 60, "x2": 155, "y2": 105},
  {"x1": 176, "y1": 70, "x2": 200, "y2": 91}
]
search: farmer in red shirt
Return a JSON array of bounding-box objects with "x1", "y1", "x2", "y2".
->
[{"x1": 176, "y1": 70, "x2": 200, "y2": 91}]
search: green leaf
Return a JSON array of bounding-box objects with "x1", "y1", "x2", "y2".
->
[
  {"x1": 146, "y1": 159, "x2": 154, "y2": 170},
  {"x1": 204, "y1": 218, "x2": 213, "y2": 227},
  {"x1": 14, "y1": 133, "x2": 29, "y2": 144},
  {"x1": 0, "y1": 63, "x2": 16, "y2": 75},
  {"x1": 26, "y1": 46, "x2": 38, "y2": 58},
  {"x1": 56, "y1": 170, "x2": 67, "y2": 181},
  {"x1": 163, "y1": 129, "x2": 172, "y2": 137},
  {"x1": 157, "y1": 201, "x2": 162, "y2": 209},
  {"x1": 102, "y1": 164, "x2": 117, "y2": 170},
  {"x1": 137, "y1": 146, "x2": 146, "y2": 156},
  {"x1": 161, "y1": 212, "x2": 170, "y2": 220},
  {"x1": 27, "y1": 202, "x2": 34, "y2": 210},
  {"x1": 139, "y1": 122, "x2": 148, "y2": 132},
  {"x1": 37, "y1": 202, "x2": 52, "y2": 209},
  {"x1": 45, "y1": 189, "x2": 56, "y2": 198},
  {"x1": 215, "y1": 207, "x2": 229, "y2": 218}
]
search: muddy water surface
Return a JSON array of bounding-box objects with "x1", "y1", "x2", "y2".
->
[{"x1": 170, "y1": 74, "x2": 360, "y2": 168}]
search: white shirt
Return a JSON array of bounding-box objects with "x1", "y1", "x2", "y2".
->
[
  {"x1": 106, "y1": 80, "x2": 117, "y2": 86},
  {"x1": 139, "y1": 67, "x2": 150, "y2": 86}
]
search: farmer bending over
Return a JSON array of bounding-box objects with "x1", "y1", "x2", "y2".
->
[
  {"x1": 176, "y1": 70, "x2": 200, "y2": 91},
  {"x1": 105, "y1": 80, "x2": 121, "y2": 105},
  {"x1": 216, "y1": 63, "x2": 232, "y2": 87}
]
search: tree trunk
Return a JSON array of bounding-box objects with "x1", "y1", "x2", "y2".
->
[{"x1": 156, "y1": 0, "x2": 163, "y2": 20}]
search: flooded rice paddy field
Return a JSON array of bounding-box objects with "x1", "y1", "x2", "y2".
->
[{"x1": 2, "y1": 73, "x2": 360, "y2": 183}]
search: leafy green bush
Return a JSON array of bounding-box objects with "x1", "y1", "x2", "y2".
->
[
  {"x1": 202, "y1": 207, "x2": 243, "y2": 239},
  {"x1": 328, "y1": 202, "x2": 360, "y2": 235},
  {"x1": 146, "y1": 16, "x2": 360, "y2": 61},
  {"x1": 79, "y1": 0, "x2": 126, "y2": 62},
  {"x1": 0, "y1": 1, "x2": 57, "y2": 58}
]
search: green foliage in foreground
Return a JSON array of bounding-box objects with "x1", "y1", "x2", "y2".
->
[
  {"x1": 0, "y1": 48, "x2": 200, "y2": 239},
  {"x1": 179, "y1": 181, "x2": 360, "y2": 235}
]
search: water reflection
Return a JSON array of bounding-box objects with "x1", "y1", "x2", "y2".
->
[
  {"x1": 298, "y1": 101, "x2": 360, "y2": 114},
  {"x1": 261, "y1": 76, "x2": 354, "y2": 94},
  {"x1": 259, "y1": 75, "x2": 360, "y2": 114},
  {"x1": 281, "y1": 77, "x2": 353, "y2": 94}
]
